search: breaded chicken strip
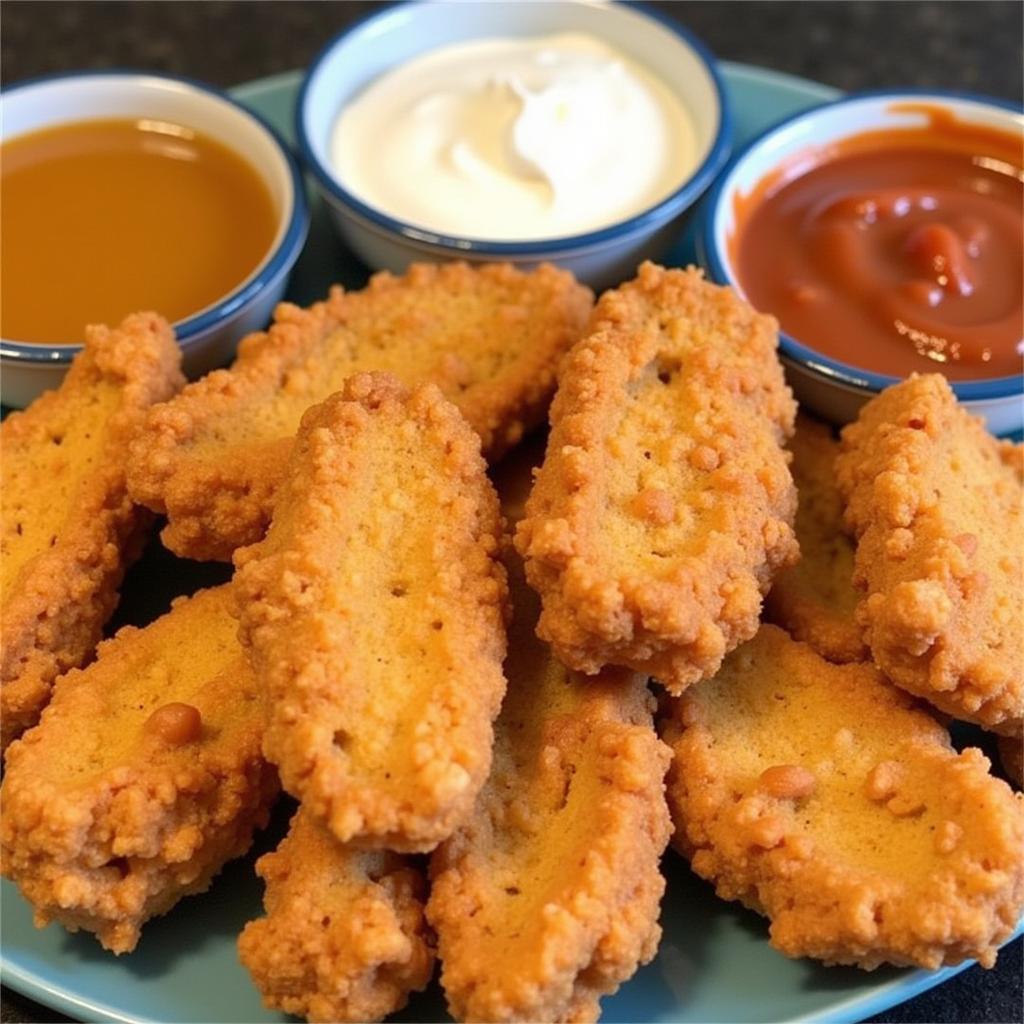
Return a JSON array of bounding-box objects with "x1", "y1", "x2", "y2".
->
[
  {"x1": 428, "y1": 561, "x2": 671, "y2": 1023},
  {"x1": 516, "y1": 262, "x2": 797, "y2": 694},
  {"x1": 234, "y1": 373, "x2": 508, "y2": 852},
  {"x1": 0, "y1": 586, "x2": 277, "y2": 954},
  {"x1": 764, "y1": 414, "x2": 865, "y2": 662},
  {"x1": 835, "y1": 374, "x2": 1023, "y2": 734},
  {"x1": 129, "y1": 262, "x2": 592, "y2": 560},
  {"x1": 1, "y1": 312, "x2": 183, "y2": 749},
  {"x1": 661, "y1": 624, "x2": 1024, "y2": 970},
  {"x1": 238, "y1": 807, "x2": 434, "y2": 1023}
]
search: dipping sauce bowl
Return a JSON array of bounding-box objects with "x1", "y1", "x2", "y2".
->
[
  {"x1": 296, "y1": 0, "x2": 731, "y2": 290},
  {"x1": 700, "y1": 91, "x2": 1023, "y2": 434},
  {"x1": 1, "y1": 72, "x2": 309, "y2": 408}
]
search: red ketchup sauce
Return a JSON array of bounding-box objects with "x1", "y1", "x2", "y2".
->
[{"x1": 731, "y1": 104, "x2": 1023, "y2": 380}]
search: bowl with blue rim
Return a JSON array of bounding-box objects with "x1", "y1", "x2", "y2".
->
[
  {"x1": 295, "y1": 0, "x2": 732, "y2": 291},
  {"x1": 698, "y1": 89, "x2": 1023, "y2": 435},
  {"x1": 1, "y1": 70, "x2": 309, "y2": 408}
]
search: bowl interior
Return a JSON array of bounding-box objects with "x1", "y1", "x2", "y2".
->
[
  {"x1": 710, "y1": 93, "x2": 1024, "y2": 296},
  {"x1": 302, "y1": 1, "x2": 722, "y2": 215},
  {"x1": 0, "y1": 74, "x2": 298, "y2": 349},
  {"x1": 704, "y1": 92, "x2": 1024, "y2": 397}
]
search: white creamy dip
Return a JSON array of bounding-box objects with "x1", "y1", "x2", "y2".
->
[{"x1": 330, "y1": 33, "x2": 698, "y2": 240}]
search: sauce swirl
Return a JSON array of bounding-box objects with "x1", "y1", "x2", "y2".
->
[
  {"x1": 733, "y1": 105, "x2": 1023, "y2": 380},
  {"x1": 331, "y1": 33, "x2": 697, "y2": 241}
]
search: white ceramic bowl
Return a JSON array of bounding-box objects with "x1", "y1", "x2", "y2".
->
[
  {"x1": 1, "y1": 71, "x2": 309, "y2": 408},
  {"x1": 698, "y1": 90, "x2": 1024, "y2": 435},
  {"x1": 296, "y1": 0, "x2": 731, "y2": 291}
]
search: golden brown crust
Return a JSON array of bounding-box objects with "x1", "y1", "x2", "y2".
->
[
  {"x1": 1, "y1": 312, "x2": 184, "y2": 750},
  {"x1": 234, "y1": 373, "x2": 508, "y2": 852},
  {"x1": 660, "y1": 624, "x2": 1024, "y2": 970},
  {"x1": 427, "y1": 558, "x2": 671, "y2": 1023},
  {"x1": 0, "y1": 586, "x2": 277, "y2": 954},
  {"x1": 238, "y1": 807, "x2": 434, "y2": 1023},
  {"x1": 835, "y1": 374, "x2": 1023, "y2": 734},
  {"x1": 764, "y1": 414, "x2": 866, "y2": 662},
  {"x1": 515, "y1": 262, "x2": 798, "y2": 694},
  {"x1": 128, "y1": 262, "x2": 592, "y2": 561}
]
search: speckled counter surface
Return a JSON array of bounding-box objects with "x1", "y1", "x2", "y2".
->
[
  {"x1": 1, "y1": 2, "x2": 1022, "y2": 1023},
  {"x1": 2, "y1": 0, "x2": 1023, "y2": 98}
]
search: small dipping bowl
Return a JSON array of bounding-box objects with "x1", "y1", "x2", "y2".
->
[
  {"x1": 296, "y1": 0, "x2": 731, "y2": 290},
  {"x1": 700, "y1": 90, "x2": 1023, "y2": 434},
  {"x1": 0, "y1": 72, "x2": 309, "y2": 408}
]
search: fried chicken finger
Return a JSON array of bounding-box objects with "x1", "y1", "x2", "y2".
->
[
  {"x1": 234, "y1": 372, "x2": 508, "y2": 852},
  {"x1": 836, "y1": 374, "x2": 1023, "y2": 734},
  {"x1": 0, "y1": 585, "x2": 277, "y2": 954},
  {"x1": 661, "y1": 624, "x2": 1024, "y2": 970},
  {"x1": 516, "y1": 262, "x2": 797, "y2": 694},
  {"x1": 2, "y1": 311, "x2": 183, "y2": 750},
  {"x1": 128, "y1": 262, "x2": 592, "y2": 560},
  {"x1": 428, "y1": 559, "x2": 671, "y2": 1023},
  {"x1": 238, "y1": 806, "x2": 434, "y2": 1023}
]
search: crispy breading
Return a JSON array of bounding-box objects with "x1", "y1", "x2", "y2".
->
[
  {"x1": 427, "y1": 557, "x2": 671, "y2": 1023},
  {"x1": 238, "y1": 807, "x2": 434, "y2": 1023},
  {"x1": 661, "y1": 624, "x2": 1024, "y2": 970},
  {"x1": 515, "y1": 262, "x2": 798, "y2": 694},
  {"x1": 1, "y1": 312, "x2": 183, "y2": 750},
  {"x1": 764, "y1": 414, "x2": 866, "y2": 662},
  {"x1": 128, "y1": 262, "x2": 592, "y2": 560},
  {"x1": 234, "y1": 373, "x2": 508, "y2": 852},
  {"x1": 0, "y1": 585, "x2": 277, "y2": 954},
  {"x1": 835, "y1": 374, "x2": 1023, "y2": 734}
]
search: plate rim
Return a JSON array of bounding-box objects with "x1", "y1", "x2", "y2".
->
[
  {"x1": 4, "y1": 877, "x2": 1020, "y2": 1024},
  {"x1": 1, "y1": 957, "x2": 156, "y2": 1024}
]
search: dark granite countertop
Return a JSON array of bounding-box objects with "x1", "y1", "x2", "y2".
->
[{"x1": 1, "y1": 2, "x2": 1021, "y2": 1023}]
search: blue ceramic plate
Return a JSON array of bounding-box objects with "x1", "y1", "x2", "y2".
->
[{"x1": 2, "y1": 63, "x2": 1020, "y2": 1024}]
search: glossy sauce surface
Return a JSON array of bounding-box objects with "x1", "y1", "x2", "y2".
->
[
  {"x1": 734, "y1": 106, "x2": 1023, "y2": 380},
  {"x1": 332, "y1": 33, "x2": 697, "y2": 240},
  {"x1": 1, "y1": 118, "x2": 278, "y2": 345}
]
